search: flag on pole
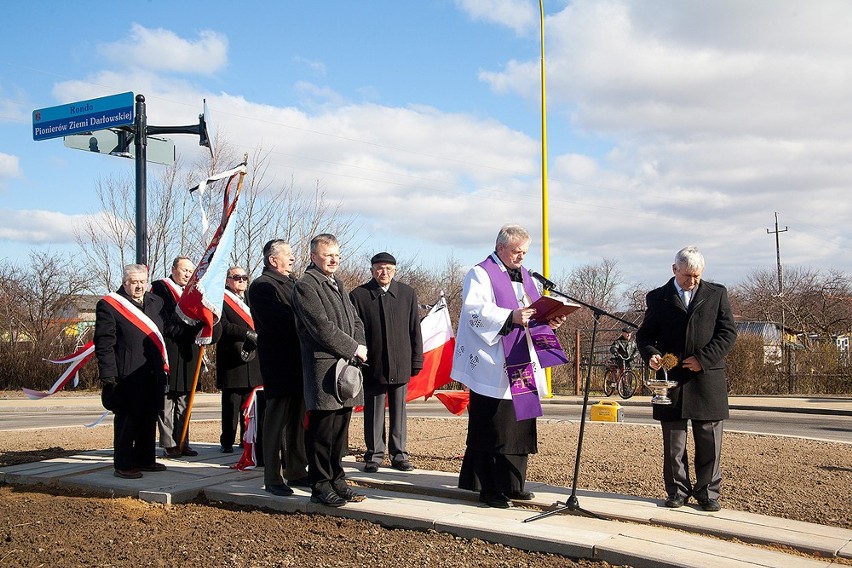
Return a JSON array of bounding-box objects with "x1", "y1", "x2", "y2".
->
[
  {"x1": 177, "y1": 162, "x2": 247, "y2": 345},
  {"x1": 22, "y1": 341, "x2": 94, "y2": 400},
  {"x1": 407, "y1": 293, "x2": 455, "y2": 401},
  {"x1": 232, "y1": 386, "x2": 263, "y2": 471}
]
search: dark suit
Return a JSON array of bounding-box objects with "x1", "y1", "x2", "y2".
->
[
  {"x1": 350, "y1": 278, "x2": 423, "y2": 466},
  {"x1": 93, "y1": 288, "x2": 168, "y2": 471},
  {"x1": 248, "y1": 268, "x2": 308, "y2": 486},
  {"x1": 212, "y1": 293, "x2": 262, "y2": 452},
  {"x1": 150, "y1": 278, "x2": 202, "y2": 450},
  {"x1": 636, "y1": 277, "x2": 737, "y2": 502}
]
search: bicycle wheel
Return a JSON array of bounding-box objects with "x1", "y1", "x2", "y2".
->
[
  {"x1": 603, "y1": 369, "x2": 615, "y2": 397},
  {"x1": 617, "y1": 369, "x2": 639, "y2": 399}
]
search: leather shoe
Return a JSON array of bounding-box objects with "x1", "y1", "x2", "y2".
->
[
  {"x1": 114, "y1": 469, "x2": 142, "y2": 479},
  {"x1": 139, "y1": 462, "x2": 167, "y2": 472},
  {"x1": 311, "y1": 491, "x2": 346, "y2": 507},
  {"x1": 181, "y1": 446, "x2": 199, "y2": 457},
  {"x1": 364, "y1": 462, "x2": 379, "y2": 473},
  {"x1": 335, "y1": 486, "x2": 366, "y2": 503},
  {"x1": 664, "y1": 494, "x2": 686, "y2": 508},
  {"x1": 507, "y1": 490, "x2": 535, "y2": 500},
  {"x1": 698, "y1": 498, "x2": 721, "y2": 512},
  {"x1": 265, "y1": 484, "x2": 294, "y2": 497},
  {"x1": 220, "y1": 446, "x2": 234, "y2": 454},
  {"x1": 391, "y1": 460, "x2": 414, "y2": 472},
  {"x1": 164, "y1": 447, "x2": 183, "y2": 458},
  {"x1": 479, "y1": 491, "x2": 512, "y2": 509},
  {"x1": 287, "y1": 477, "x2": 312, "y2": 488}
]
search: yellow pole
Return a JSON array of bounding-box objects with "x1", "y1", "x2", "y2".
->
[{"x1": 539, "y1": 0, "x2": 554, "y2": 397}]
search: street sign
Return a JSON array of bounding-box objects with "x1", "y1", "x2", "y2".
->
[
  {"x1": 63, "y1": 129, "x2": 175, "y2": 166},
  {"x1": 33, "y1": 92, "x2": 134, "y2": 141}
]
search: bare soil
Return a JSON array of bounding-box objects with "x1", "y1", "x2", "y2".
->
[{"x1": 1, "y1": 411, "x2": 850, "y2": 567}]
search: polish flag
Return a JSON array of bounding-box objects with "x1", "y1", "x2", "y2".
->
[{"x1": 407, "y1": 295, "x2": 455, "y2": 402}]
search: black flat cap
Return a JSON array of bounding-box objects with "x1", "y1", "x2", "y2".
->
[{"x1": 370, "y1": 252, "x2": 397, "y2": 265}]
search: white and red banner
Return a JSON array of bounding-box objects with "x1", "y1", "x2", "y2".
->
[
  {"x1": 177, "y1": 162, "x2": 247, "y2": 345},
  {"x1": 232, "y1": 386, "x2": 263, "y2": 471},
  {"x1": 407, "y1": 294, "x2": 455, "y2": 402},
  {"x1": 22, "y1": 341, "x2": 94, "y2": 400}
]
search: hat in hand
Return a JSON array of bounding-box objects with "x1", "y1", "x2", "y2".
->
[
  {"x1": 334, "y1": 358, "x2": 364, "y2": 403},
  {"x1": 370, "y1": 252, "x2": 396, "y2": 265}
]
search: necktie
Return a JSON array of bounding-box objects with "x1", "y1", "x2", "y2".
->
[{"x1": 682, "y1": 289, "x2": 690, "y2": 308}]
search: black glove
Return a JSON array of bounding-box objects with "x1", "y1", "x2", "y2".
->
[
  {"x1": 245, "y1": 330, "x2": 258, "y2": 344},
  {"x1": 100, "y1": 378, "x2": 118, "y2": 411},
  {"x1": 411, "y1": 367, "x2": 422, "y2": 377},
  {"x1": 101, "y1": 376, "x2": 117, "y2": 386}
]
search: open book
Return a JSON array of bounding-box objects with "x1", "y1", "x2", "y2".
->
[{"x1": 528, "y1": 294, "x2": 581, "y2": 322}]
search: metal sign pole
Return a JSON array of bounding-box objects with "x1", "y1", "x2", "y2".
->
[{"x1": 134, "y1": 94, "x2": 148, "y2": 266}]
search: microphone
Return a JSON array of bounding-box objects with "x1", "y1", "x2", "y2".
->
[{"x1": 529, "y1": 270, "x2": 556, "y2": 291}]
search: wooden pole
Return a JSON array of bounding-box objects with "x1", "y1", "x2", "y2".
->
[{"x1": 177, "y1": 344, "x2": 205, "y2": 451}]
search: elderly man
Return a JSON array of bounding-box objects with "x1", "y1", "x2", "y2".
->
[
  {"x1": 451, "y1": 224, "x2": 569, "y2": 508},
  {"x1": 94, "y1": 264, "x2": 169, "y2": 478},
  {"x1": 292, "y1": 233, "x2": 367, "y2": 507},
  {"x1": 248, "y1": 239, "x2": 309, "y2": 496},
  {"x1": 350, "y1": 252, "x2": 423, "y2": 473},
  {"x1": 212, "y1": 266, "x2": 262, "y2": 454},
  {"x1": 636, "y1": 246, "x2": 737, "y2": 512},
  {"x1": 152, "y1": 256, "x2": 202, "y2": 458}
]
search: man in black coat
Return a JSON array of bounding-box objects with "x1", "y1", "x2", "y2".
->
[
  {"x1": 636, "y1": 246, "x2": 737, "y2": 512},
  {"x1": 212, "y1": 266, "x2": 262, "y2": 454},
  {"x1": 94, "y1": 264, "x2": 169, "y2": 479},
  {"x1": 350, "y1": 252, "x2": 423, "y2": 473},
  {"x1": 151, "y1": 256, "x2": 202, "y2": 458},
  {"x1": 248, "y1": 239, "x2": 309, "y2": 496}
]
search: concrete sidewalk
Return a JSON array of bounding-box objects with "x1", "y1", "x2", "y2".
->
[{"x1": 1, "y1": 443, "x2": 849, "y2": 568}]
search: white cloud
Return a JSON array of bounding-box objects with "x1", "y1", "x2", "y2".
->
[
  {"x1": 0, "y1": 152, "x2": 22, "y2": 179},
  {"x1": 98, "y1": 23, "x2": 227, "y2": 75},
  {"x1": 454, "y1": 0, "x2": 538, "y2": 36},
  {"x1": 0, "y1": 209, "x2": 96, "y2": 244}
]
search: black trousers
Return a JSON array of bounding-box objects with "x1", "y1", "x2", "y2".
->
[
  {"x1": 306, "y1": 407, "x2": 352, "y2": 495},
  {"x1": 220, "y1": 388, "x2": 252, "y2": 449},
  {"x1": 114, "y1": 412, "x2": 158, "y2": 471}
]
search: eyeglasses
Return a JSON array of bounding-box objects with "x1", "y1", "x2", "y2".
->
[{"x1": 228, "y1": 275, "x2": 249, "y2": 282}]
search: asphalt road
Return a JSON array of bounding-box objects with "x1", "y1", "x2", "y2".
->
[{"x1": 1, "y1": 396, "x2": 850, "y2": 443}]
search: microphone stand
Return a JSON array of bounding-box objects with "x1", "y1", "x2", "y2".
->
[{"x1": 524, "y1": 280, "x2": 638, "y2": 523}]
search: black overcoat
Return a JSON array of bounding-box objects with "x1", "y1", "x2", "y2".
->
[
  {"x1": 211, "y1": 293, "x2": 262, "y2": 390},
  {"x1": 150, "y1": 278, "x2": 202, "y2": 393},
  {"x1": 247, "y1": 268, "x2": 303, "y2": 399},
  {"x1": 292, "y1": 265, "x2": 365, "y2": 411},
  {"x1": 93, "y1": 288, "x2": 168, "y2": 415},
  {"x1": 349, "y1": 279, "x2": 424, "y2": 386},
  {"x1": 636, "y1": 277, "x2": 737, "y2": 421}
]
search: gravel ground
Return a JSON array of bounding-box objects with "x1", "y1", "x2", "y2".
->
[{"x1": 0, "y1": 412, "x2": 850, "y2": 567}]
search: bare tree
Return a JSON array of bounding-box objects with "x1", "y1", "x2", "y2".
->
[{"x1": 559, "y1": 258, "x2": 624, "y2": 313}]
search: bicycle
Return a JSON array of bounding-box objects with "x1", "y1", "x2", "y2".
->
[{"x1": 602, "y1": 356, "x2": 639, "y2": 399}]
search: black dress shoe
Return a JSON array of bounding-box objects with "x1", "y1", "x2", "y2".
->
[
  {"x1": 364, "y1": 462, "x2": 379, "y2": 473},
  {"x1": 506, "y1": 490, "x2": 535, "y2": 500},
  {"x1": 664, "y1": 494, "x2": 686, "y2": 508},
  {"x1": 181, "y1": 446, "x2": 199, "y2": 457},
  {"x1": 479, "y1": 491, "x2": 512, "y2": 509},
  {"x1": 164, "y1": 447, "x2": 183, "y2": 458},
  {"x1": 114, "y1": 469, "x2": 143, "y2": 479},
  {"x1": 698, "y1": 498, "x2": 721, "y2": 512},
  {"x1": 311, "y1": 491, "x2": 346, "y2": 507},
  {"x1": 391, "y1": 460, "x2": 414, "y2": 472},
  {"x1": 139, "y1": 462, "x2": 167, "y2": 472},
  {"x1": 265, "y1": 483, "x2": 294, "y2": 497},
  {"x1": 335, "y1": 487, "x2": 366, "y2": 502},
  {"x1": 287, "y1": 477, "x2": 312, "y2": 488},
  {"x1": 220, "y1": 446, "x2": 234, "y2": 454}
]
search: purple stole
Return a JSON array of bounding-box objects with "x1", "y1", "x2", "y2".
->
[{"x1": 478, "y1": 256, "x2": 568, "y2": 421}]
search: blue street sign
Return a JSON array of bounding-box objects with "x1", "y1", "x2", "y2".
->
[{"x1": 33, "y1": 91, "x2": 134, "y2": 141}]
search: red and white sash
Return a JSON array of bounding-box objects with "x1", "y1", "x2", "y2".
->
[
  {"x1": 223, "y1": 289, "x2": 254, "y2": 330},
  {"x1": 158, "y1": 277, "x2": 184, "y2": 304},
  {"x1": 103, "y1": 292, "x2": 170, "y2": 373},
  {"x1": 232, "y1": 386, "x2": 264, "y2": 471}
]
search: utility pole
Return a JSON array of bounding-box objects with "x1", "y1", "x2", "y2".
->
[{"x1": 766, "y1": 212, "x2": 790, "y2": 392}]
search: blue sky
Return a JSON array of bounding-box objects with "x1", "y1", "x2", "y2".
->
[{"x1": 2, "y1": 0, "x2": 851, "y2": 296}]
